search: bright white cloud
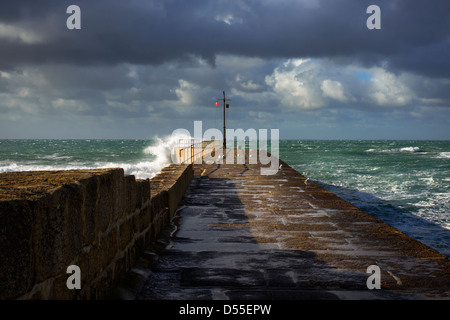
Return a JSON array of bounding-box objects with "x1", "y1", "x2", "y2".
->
[
  {"x1": 263, "y1": 59, "x2": 423, "y2": 112},
  {"x1": 235, "y1": 75, "x2": 262, "y2": 91},
  {"x1": 321, "y1": 79, "x2": 348, "y2": 102},
  {"x1": 0, "y1": 71, "x2": 11, "y2": 79},
  {"x1": 175, "y1": 79, "x2": 201, "y2": 105},
  {"x1": 265, "y1": 59, "x2": 325, "y2": 110},
  {"x1": 368, "y1": 69, "x2": 414, "y2": 106}
]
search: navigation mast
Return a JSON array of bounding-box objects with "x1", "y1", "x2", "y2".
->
[{"x1": 217, "y1": 91, "x2": 231, "y2": 149}]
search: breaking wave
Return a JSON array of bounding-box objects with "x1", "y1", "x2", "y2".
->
[
  {"x1": 0, "y1": 134, "x2": 192, "y2": 180},
  {"x1": 365, "y1": 146, "x2": 423, "y2": 153},
  {"x1": 437, "y1": 152, "x2": 450, "y2": 159}
]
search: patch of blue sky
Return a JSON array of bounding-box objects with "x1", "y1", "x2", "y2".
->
[{"x1": 354, "y1": 70, "x2": 373, "y2": 82}]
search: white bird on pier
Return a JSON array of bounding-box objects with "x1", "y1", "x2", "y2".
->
[{"x1": 305, "y1": 178, "x2": 311, "y2": 185}]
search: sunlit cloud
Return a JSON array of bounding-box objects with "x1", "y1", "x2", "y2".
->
[{"x1": 0, "y1": 23, "x2": 44, "y2": 44}]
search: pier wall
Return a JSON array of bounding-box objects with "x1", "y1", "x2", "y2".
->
[{"x1": 0, "y1": 164, "x2": 193, "y2": 300}]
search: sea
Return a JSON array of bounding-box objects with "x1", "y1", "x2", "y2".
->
[{"x1": 0, "y1": 138, "x2": 449, "y2": 258}]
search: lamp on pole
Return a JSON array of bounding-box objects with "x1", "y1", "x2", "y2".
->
[{"x1": 217, "y1": 91, "x2": 231, "y2": 150}]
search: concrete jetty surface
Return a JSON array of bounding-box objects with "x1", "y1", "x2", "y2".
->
[{"x1": 135, "y1": 150, "x2": 450, "y2": 300}]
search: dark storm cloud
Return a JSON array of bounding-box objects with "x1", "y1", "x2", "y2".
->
[
  {"x1": 0, "y1": 0, "x2": 449, "y2": 78},
  {"x1": 1, "y1": 0, "x2": 449, "y2": 139}
]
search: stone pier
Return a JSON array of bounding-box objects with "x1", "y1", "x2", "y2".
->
[{"x1": 136, "y1": 150, "x2": 450, "y2": 300}]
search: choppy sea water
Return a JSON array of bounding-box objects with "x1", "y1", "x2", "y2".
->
[
  {"x1": 0, "y1": 138, "x2": 449, "y2": 257},
  {"x1": 279, "y1": 140, "x2": 450, "y2": 258},
  {"x1": 0, "y1": 138, "x2": 172, "y2": 180}
]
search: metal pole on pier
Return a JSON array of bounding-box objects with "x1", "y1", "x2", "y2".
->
[{"x1": 217, "y1": 91, "x2": 231, "y2": 150}]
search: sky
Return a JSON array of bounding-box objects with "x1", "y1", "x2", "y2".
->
[{"x1": 0, "y1": 0, "x2": 449, "y2": 140}]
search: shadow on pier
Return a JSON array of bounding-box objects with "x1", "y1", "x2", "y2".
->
[{"x1": 135, "y1": 175, "x2": 366, "y2": 300}]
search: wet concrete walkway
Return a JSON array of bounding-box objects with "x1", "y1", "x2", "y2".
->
[{"x1": 134, "y1": 152, "x2": 450, "y2": 300}]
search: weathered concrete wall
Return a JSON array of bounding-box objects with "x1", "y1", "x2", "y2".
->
[
  {"x1": 150, "y1": 164, "x2": 194, "y2": 221},
  {"x1": 0, "y1": 164, "x2": 193, "y2": 300}
]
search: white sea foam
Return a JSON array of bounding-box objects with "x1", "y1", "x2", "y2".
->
[
  {"x1": 400, "y1": 146, "x2": 420, "y2": 152},
  {"x1": 143, "y1": 133, "x2": 193, "y2": 173},
  {"x1": 40, "y1": 153, "x2": 72, "y2": 160},
  {"x1": 111, "y1": 134, "x2": 191, "y2": 179},
  {"x1": 366, "y1": 146, "x2": 422, "y2": 153},
  {"x1": 419, "y1": 176, "x2": 435, "y2": 185},
  {"x1": 105, "y1": 133, "x2": 193, "y2": 179},
  {"x1": 437, "y1": 152, "x2": 450, "y2": 159},
  {"x1": 0, "y1": 133, "x2": 193, "y2": 179}
]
